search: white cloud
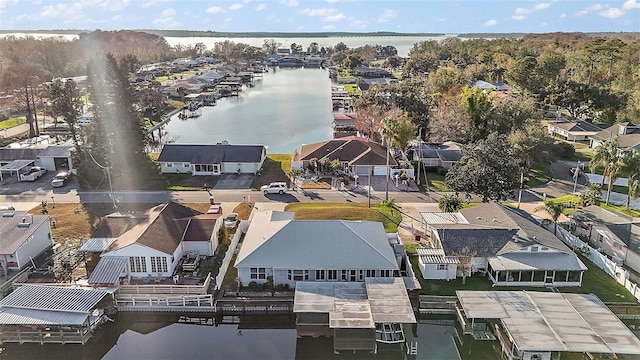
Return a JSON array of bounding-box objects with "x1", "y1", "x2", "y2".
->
[
  {"x1": 160, "y1": 8, "x2": 175, "y2": 17},
  {"x1": 279, "y1": 0, "x2": 299, "y2": 6},
  {"x1": 103, "y1": 0, "x2": 130, "y2": 12},
  {"x1": 623, "y1": 0, "x2": 640, "y2": 9},
  {"x1": 559, "y1": 13, "x2": 566, "y2": 18},
  {"x1": 350, "y1": 19, "x2": 368, "y2": 28},
  {"x1": 512, "y1": 2, "x2": 550, "y2": 20},
  {"x1": 224, "y1": 17, "x2": 232, "y2": 22},
  {"x1": 255, "y1": 3, "x2": 266, "y2": 11},
  {"x1": 575, "y1": 3, "x2": 609, "y2": 16},
  {"x1": 0, "y1": 0, "x2": 19, "y2": 9},
  {"x1": 322, "y1": 24, "x2": 336, "y2": 30},
  {"x1": 142, "y1": 0, "x2": 166, "y2": 8},
  {"x1": 600, "y1": 8, "x2": 625, "y2": 18},
  {"x1": 229, "y1": 3, "x2": 242, "y2": 10},
  {"x1": 298, "y1": 8, "x2": 337, "y2": 16},
  {"x1": 243, "y1": 0, "x2": 250, "y2": 3},
  {"x1": 378, "y1": 9, "x2": 396, "y2": 23},
  {"x1": 483, "y1": 19, "x2": 497, "y2": 27},
  {"x1": 574, "y1": 9, "x2": 588, "y2": 16},
  {"x1": 206, "y1": 6, "x2": 224, "y2": 14},
  {"x1": 266, "y1": 14, "x2": 281, "y2": 23},
  {"x1": 325, "y1": 13, "x2": 345, "y2": 22}
]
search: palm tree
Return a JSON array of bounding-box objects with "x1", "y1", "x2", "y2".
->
[
  {"x1": 590, "y1": 137, "x2": 621, "y2": 205},
  {"x1": 621, "y1": 149, "x2": 640, "y2": 208},
  {"x1": 580, "y1": 184, "x2": 602, "y2": 207},
  {"x1": 535, "y1": 200, "x2": 566, "y2": 235},
  {"x1": 438, "y1": 194, "x2": 464, "y2": 212},
  {"x1": 379, "y1": 115, "x2": 398, "y2": 201}
]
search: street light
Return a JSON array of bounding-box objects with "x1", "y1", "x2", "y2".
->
[
  {"x1": 51, "y1": 196, "x2": 55, "y2": 209},
  {"x1": 204, "y1": 183, "x2": 214, "y2": 204}
]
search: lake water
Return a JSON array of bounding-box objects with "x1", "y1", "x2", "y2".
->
[
  {"x1": 1, "y1": 314, "x2": 477, "y2": 360},
  {"x1": 160, "y1": 67, "x2": 334, "y2": 154}
]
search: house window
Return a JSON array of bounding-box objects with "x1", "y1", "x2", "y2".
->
[
  {"x1": 328, "y1": 270, "x2": 337, "y2": 281},
  {"x1": 380, "y1": 270, "x2": 391, "y2": 277},
  {"x1": 366, "y1": 270, "x2": 376, "y2": 277},
  {"x1": 315, "y1": 270, "x2": 325, "y2": 280},
  {"x1": 341, "y1": 270, "x2": 348, "y2": 281},
  {"x1": 183, "y1": 162, "x2": 190, "y2": 167},
  {"x1": 437, "y1": 264, "x2": 447, "y2": 271},
  {"x1": 350, "y1": 270, "x2": 357, "y2": 282},
  {"x1": 251, "y1": 267, "x2": 266, "y2": 280},
  {"x1": 531, "y1": 246, "x2": 538, "y2": 252},
  {"x1": 287, "y1": 270, "x2": 308, "y2": 281},
  {"x1": 613, "y1": 242, "x2": 624, "y2": 250},
  {"x1": 166, "y1": 162, "x2": 173, "y2": 168},
  {"x1": 150, "y1": 257, "x2": 168, "y2": 273},
  {"x1": 130, "y1": 256, "x2": 147, "y2": 273}
]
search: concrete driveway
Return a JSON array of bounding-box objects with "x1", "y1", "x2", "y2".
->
[{"x1": 214, "y1": 173, "x2": 254, "y2": 189}]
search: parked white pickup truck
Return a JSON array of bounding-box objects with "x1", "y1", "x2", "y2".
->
[{"x1": 20, "y1": 166, "x2": 47, "y2": 182}]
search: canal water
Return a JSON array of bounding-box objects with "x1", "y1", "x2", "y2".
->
[
  {"x1": 159, "y1": 67, "x2": 334, "y2": 154},
  {"x1": 1, "y1": 314, "x2": 497, "y2": 360}
]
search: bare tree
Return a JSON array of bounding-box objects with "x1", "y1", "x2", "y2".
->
[{"x1": 454, "y1": 246, "x2": 476, "y2": 284}]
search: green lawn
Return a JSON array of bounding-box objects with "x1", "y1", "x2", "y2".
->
[
  {"x1": 409, "y1": 253, "x2": 633, "y2": 302},
  {"x1": 344, "y1": 83, "x2": 359, "y2": 96},
  {"x1": 284, "y1": 202, "x2": 402, "y2": 232},
  {"x1": 527, "y1": 163, "x2": 551, "y2": 187},
  {"x1": 251, "y1": 154, "x2": 291, "y2": 189},
  {"x1": 0, "y1": 117, "x2": 26, "y2": 130},
  {"x1": 417, "y1": 168, "x2": 449, "y2": 192}
]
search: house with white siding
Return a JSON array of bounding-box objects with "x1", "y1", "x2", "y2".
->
[
  {"x1": 157, "y1": 142, "x2": 266, "y2": 176},
  {"x1": 234, "y1": 210, "x2": 401, "y2": 288},
  {"x1": 0, "y1": 211, "x2": 52, "y2": 275}
]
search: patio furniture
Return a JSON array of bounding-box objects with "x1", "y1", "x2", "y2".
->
[{"x1": 142, "y1": 273, "x2": 152, "y2": 284}]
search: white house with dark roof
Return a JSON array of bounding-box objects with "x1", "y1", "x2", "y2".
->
[
  {"x1": 547, "y1": 120, "x2": 606, "y2": 141},
  {"x1": 590, "y1": 122, "x2": 640, "y2": 152},
  {"x1": 418, "y1": 203, "x2": 587, "y2": 286},
  {"x1": 412, "y1": 141, "x2": 463, "y2": 169},
  {"x1": 37, "y1": 145, "x2": 74, "y2": 173},
  {"x1": 234, "y1": 210, "x2": 401, "y2": 288},
  {"x1": 157, "y1": 142, "x2": 266, "y2": 176},
  {"x1": 0, "y1": 211, "x2": 52, "y2": 275}
]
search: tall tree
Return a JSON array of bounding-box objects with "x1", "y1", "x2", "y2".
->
[
  {"x1": 535, "y1": 201, "x2": 566, "y2": 235},
  {"x1": 590, "y1": 137, "x2": 622, "y2": 205},
  {"x1": 48, "y1": 78, "x2": 84, "y2": 155},
  {"x1": 445, "y1": 133, "x2": 520, "y2": 202},
  {"x1": 0, "y1": 63, "x2": 47, "y2": 137},
  {"x1": 460, "y1": 85, "x2": 493, "y2": 142},
  {"x1": 508, "y1": 121, "x2": 555, "y2": 173},
  {"x1": 82, "y1": 53, "x2": 154, "y2": 190},
  {"x1": 438, "y1": 194, "x2": 464, "y2": 212},
  {"x1": 620, "y1": 149, "x2": 640, "y2": 208}
]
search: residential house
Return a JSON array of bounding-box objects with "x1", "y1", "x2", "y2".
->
[
  {"x1": 351, "y1": 66, "x2": 393, "y2": 78},
  {"x1": 590, "y1": 122, "x2": 640, "y2": 152},
  {"x1": 569, "y1": 205, "x2": 640, "y2": 273},
  {"x1": 417, "y1": 203, "x2": 587, "y2": 287},
  {"x1": 547, "y1": 120, "x2": 607, "y2": 142},
  {"x1": 0, "y1": 148, "x2": 40, "y2": 180},
  {"x1": 37, "y1": 145, "x2": 74, "y2": 173},
  {"x1": 0, "y1": 211, "x2": 52, "y2": 275},
  {"x1": 412, "y1": 141, "x2": 463, "y2": 169},
  {"x1": 234, "y1": 210, "x2": 402, "y2": 288},
  {"x1": 77, "y1": 111, "x2": 94, "y2": 125},
  {"x1": 79, "y1": 202, "x2": 221, "y2": 283},
  {"x1": 332, "y1": 114, "x2": 358, "y2": 138},
  {"x1": 292, "y1": 137, "x2": 397, "y2": 176},
  {"x1": 157, "y1": 142, "x2": 266, "y2": 176}
]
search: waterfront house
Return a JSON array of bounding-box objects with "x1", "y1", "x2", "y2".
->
[
  {"x1": 332, "y1": 114, "x2": 358, "y2": 138},
  {"x1": 234, "y1": 210, "x2": 401, "y2": 288},
  {"x1": 351, "y1": 66, "x2": 393, "y2": 78},
  {"x1": 0, "y1": 285, "x2": 114, "y2": 345},
  {"x1": 0, "y1": 211, "x2": 52, "y2": 276},
  {"x1": 292, "y1": 137, "x2": 397, "y2": 176},
  {"x1": 547, "y1": 120, "x2": 606, "y2": 142},
  {"x1": 157, "y1": 142, "x2": 266, "y2": 176},
  {"x1": 589, "y1": 122, "x2": 640, "y2": 151},
  {"x1": 456, "y1": 291, "x2": 640, "y2": 360},
  {"x1": 411, "y1": 141, "x2": 463, "y2": 169},
  {"x1": 80, "y1": 202, "x2": 221, "y2": 283},
  {"x1": 569, "y1": 205, "x2": 640, "y2": 272},
  {"x1": 417, "y1": 203, "x2": 587, "y2": 286}
]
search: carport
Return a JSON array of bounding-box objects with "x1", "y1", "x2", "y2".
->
[{"x1": 0, "y1": 160, "x2": 34, "y2": 181}]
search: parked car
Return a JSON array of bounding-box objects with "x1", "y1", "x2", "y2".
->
[
  {"x1": 207, "y1": 204, "x2": 222, "y2": 214},
  {"x1": 260, "y1": 182, "x2": 288, "y2": 195},
  {"x1": 0, "y1": 205, "x2": 15, "y2": 211},
  {"x1": 224, "y1": 212, "x2": 239, "y2": 228},
  {"x1": 20, "y1": 166, "x2": 47, "y2": 182},
  {"x1": 51, "y1": 172, "x2": 70, "y2": 187}
]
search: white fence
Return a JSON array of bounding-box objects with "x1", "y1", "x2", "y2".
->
[
  {"x1": 214, "y1": 220, "x2": 247, "y2": 289},
  {"x1": 548, "y1": 224, "x2": 640, "y2": 302}
]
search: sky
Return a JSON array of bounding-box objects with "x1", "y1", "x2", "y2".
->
[{"x1": 0, "y1": 0, "x2": 639, "y2": 34}]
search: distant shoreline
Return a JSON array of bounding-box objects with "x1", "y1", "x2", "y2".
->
[{"x1": 0, "y1": 30, "x2": 448, "y2": 37}]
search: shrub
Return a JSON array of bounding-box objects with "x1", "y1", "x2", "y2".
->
[
  {"x1": 554, "y1": 142, "x2": 575, "y2": 159},
  {"x1": 436, "y1": 167, "x2": 448, "y2": 176}
]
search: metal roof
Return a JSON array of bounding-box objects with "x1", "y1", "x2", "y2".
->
[
  {"x1": 37, "y1": 145, "x2": 73, "y2": 158},
  {"x1": 88, "y1": 256, "x2": 128, "y2": 284},
  {"x1": 0, "y1": 212, "x2": 50, "y2": 255},
  {"x1": 488, "y1": 252, "x2": 587, "y2": 271},
  {"x1": 456, "y1": 291, "x2": 640, "y2": 355},
  {"x1": 79, "y1": 237, "x2": 117, "y2": 252},
  {"x1": 419, "y1": 255, "x2": 460, "y2": 264},
  {"x1": 416, "y1": 248, "x2": 445, "y2": 256},
  {"x1": 0, "y1": 285, "x2": 109, "y2": 313},
  {"x1": 0, "y1": 307, "x2": 89, "y2": 326},
  {"x1": 0, "y1": 159, "x2": 34, "y2": 171},
  {"x1": 420, "y1": 212, "x2": 466, "y2": 225},
  {"x1": 293, "y1": 279, "x2": 416, "y2": 329}
]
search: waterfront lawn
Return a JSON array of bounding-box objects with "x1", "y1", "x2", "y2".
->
[
  {"x1": 284, "y1": 202, "x2": 401, "y2": 232},
  {"x1": 409, "y1": 253, "x2": 633, "y2": 302},
  {"x1": 251, "y1": 154, "x2": 291, "y2": 189}
]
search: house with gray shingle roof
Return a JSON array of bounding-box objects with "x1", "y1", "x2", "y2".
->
[
  {"x1": 292, "y1": 137, "x2": 397, "y2": 176},
  {"x1": 157, "y1": 142, "x2": 266, "y2": 176},
  {"x1": 547, "y1": 120, "x2": 607, "y2": 141},
  {"x1": 412, "y1": 141, "x2": 463, "y2": 169},
  {"x1": 234, "y1": 210, "x2": 403, "y2": 288},
  {"x1": 417, "y1": 203, "x2": 587, "y2": 286},
  {"x1": 0, "y1": 211, "x2": 52, "y2": 275},
  {"x1": 589, "y1": 122, "x2": 640, "y2": 152}
]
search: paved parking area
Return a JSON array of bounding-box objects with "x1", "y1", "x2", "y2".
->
[
  {"x1": 214, "y1": 174, "x2": 254, "y2": 189},
  {"x1": 0, "y1": 173, "x2": 52, "y2": 195}
]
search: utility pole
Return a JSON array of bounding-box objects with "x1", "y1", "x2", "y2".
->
[
  {"x1": 368, "y1": 166, "x2": 372, "y2": 208},
  {"x1": 385, "y1": 137, "x2": 390, "y2": 201},
  {"x1": 416, "y1": 128, "x2": 422, "y2": 186},
  {"x1": 87, "y1": 151, "x2": 118, "y2": 211},
  {"x1": 517, "y1": 171, "x2": 524, "y2": 209}
]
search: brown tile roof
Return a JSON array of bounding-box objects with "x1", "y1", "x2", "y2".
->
[{"x1": 299, "y1": 139, "x2": 396, "y2": 166}]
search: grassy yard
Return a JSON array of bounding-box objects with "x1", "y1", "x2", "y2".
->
[
  {"x1": 343, "y1": 83, "x2": 359, "y2": 96},
  {"x1": 527, "y1": 163, "x2": 551, "y2": 187},
  {"x1": 0, "y1": 117, "x2": 26, "y2": 130},
  {"x1": 549, "y1": 195, "x2": 640, "y2": 217},
  {"x1": 250, "y1": 154, "x2": 291, "y2": 189},
  {"x1": 284, "y1": 202, "x2": 402, "y2": 232},
  {"x1": 409, "y1": 254, "x2": 633, "y2": 302},
  {"x1": 416, "y1": 168, "x2": 449, "y2": 192}
]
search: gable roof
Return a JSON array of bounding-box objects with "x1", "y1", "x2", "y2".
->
[
  {"x1": 0, "y1": 148, "x2": 42, "y2": 162},
  {"x1": 0, "y1": 212, "x2": 50, "y2": 255},
  {"x1": 591, "y1": 123, "x2": 640, "y2": 144},
  {"x1": 37, "y1": 145, "x2": 73, "y2": 158},
  {"x1": 157, "y1": 144, "x2": 265, "y2": 164},
  {"x1": 435, "y1": 227, "x2": 518, "y2": 257},
  {"x1": 299, "y1": 139, "x2": 396, "y2": 166},
  {"x1": 235, "y1": 210, "x2": 398, "y2": 270},
  {"x1": 553, "y1": 121, "x2": 604, "y2": 133},
  {"x1": 104, "y1": 202, "x2": 201, "y2": 255},
  {"x1": 569, "y1": 205, "x2": 633, "y2": 224}
]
